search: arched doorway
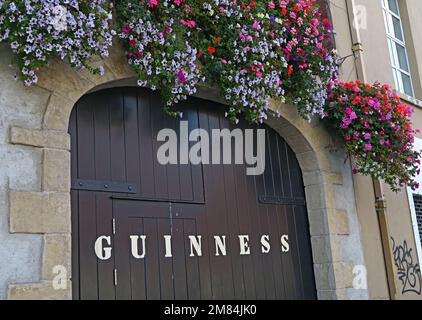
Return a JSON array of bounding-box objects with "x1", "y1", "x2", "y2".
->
[{"x1": 69, "y1": 87, "x2": 316, "y2": 300}]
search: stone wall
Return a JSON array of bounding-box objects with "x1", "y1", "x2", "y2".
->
[
  {"x1": 0, "y1": 39, "x2": 369, "y2": 299},
  {"x1": 0, "y1": 44, "x2": 45, "y2": 299}
]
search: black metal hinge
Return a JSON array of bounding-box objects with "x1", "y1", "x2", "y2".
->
[
  {"x1": 259, "y1": 195, "x2": 306, "y2": 206},
  {"x1": 71, "y1": 179, "x2": 137, "y2": 194}
]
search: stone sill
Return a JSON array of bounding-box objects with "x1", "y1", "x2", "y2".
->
[{"x1": 397, "y1": 91, "x2": 422, "y2": 108}]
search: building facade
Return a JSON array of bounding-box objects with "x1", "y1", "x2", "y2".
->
[{"x1": 0, "y1": 0, "x2": 421, "y2": 300}]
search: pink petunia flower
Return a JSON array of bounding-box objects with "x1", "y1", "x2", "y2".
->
[
  {"x1": 177, "y1": 70, "x2": 186, "y2": 85},
  {"x1": 122, "y1": 25, "x2": 132, "y2": 34},
  {"x1": 180, "y1": 19, "x2": 196, "y2": 28},
  {"x1": 147, "y1": 0, "x2": 159, "y2": 8}
]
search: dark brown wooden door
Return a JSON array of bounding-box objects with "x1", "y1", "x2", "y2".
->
[{"x1": 69, "y1": 87, "x2": 316, "y2": 300}]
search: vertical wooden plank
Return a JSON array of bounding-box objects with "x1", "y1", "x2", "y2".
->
[
  {"x1": 188, "y1": 100, "x2": 205, "y2": 203},
  {"x1": 91, "y1": 92, "x2": 116, "y2": 300},
  {"x1": 190, "y1": 204, "x2": 213, "y2": 299},
  {"x1": 70, "y1": 190, "x2": 80, "y2": 300},
  {"x1": 150, "y1": 93, "x2": 169, "y2": 199},
  {"x1": 76, "y1": 96, "x2": 95, "y2": 180},
  {"x1": 286, "y1": 141, "x2": 304, "y2": 199},
  {"x1": 233, "y1": 153, "x2": 257, "y2": 300},
  {"x1": 172, "y1": 219, "x2": 188, "y2": 300},
  {"x1": 78, "y1": 191, "x2": 99, "y2": 300},
  {"x1": 96, "y1": 194, "x2": 115, "y2": 300},
  {"x1": 183, "y1": 219, "x2": 201, "y2": 300},
  {"x1": 285, "y1": 205, "x2": 304, "y2": 299},
  {"x1": 277, "y1": 205, "x2": 298, "y2": 299},
  {"x1": 278, "y1": 139, "x2": 292, "y2": 199},
  {"x1": 165, "y1": 116, "x2": 181, "y2": 201},
  {"x1": 69, "y1": 108, "x2": 78, "y2": 181},
  {"x1": 267, "y1": 129, "x2": 288, "y2": 300},
  {"x1": 112, "y1": 203, "x2": 132, "y2": 300},
  {"x1": 69, "y1": 108, "x2": 80, "y2": 299},
  {"x1": 294, "y1": 205, "x2": 317, "y2": 300},
  {"x1": 200, "y1": 107, "x2": 234, "y2": 299},
  {"x1": 130, "y1": 218, "x2": 147, "y2": 300},
  {"x1": 137, "y1": 89, "x2": 155, "y2": 198},
  {"x1": 93, "y1": 93, "x2": 111, "y2": 181},
  {"x1": 144, "y1": 218, "x2": 161, "y2": 300},
  {"x1": 75, "y1": 97, "x2": 99, "y2": 300},
  {"x1": 220, "y1": 118, "x2": 246, "y2": 300},
  {"x1": 157, "y1": 218, "x2": 175, "y2": 300},
  {"x1": 123, "y1": 87, "x2": 141, "y2": 193},
  {"x1": 178, "y1": 107, "x2": 195, "y2": 202},
  {"x1": 268, "y1": 129, "x2": 283, "y2": 197},
  {"x1": 254, "y1": 129, "x2": 277, "y2": 299},
  {"x1": 109, "y1": 88, "x2": 126, "y2": 182},
  {"x1": 244, "y1": 173, "x2": 266, "y2": 300}
]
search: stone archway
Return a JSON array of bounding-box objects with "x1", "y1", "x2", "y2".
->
[{"x1": 6, "y1": 43, "x2": 368, "y2": 300}]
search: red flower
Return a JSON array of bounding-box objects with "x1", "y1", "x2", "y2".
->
[
  {"x1": 213, "y1": 37, "x2": 221, "y2": 44},
  {"x1": 287, "y1": 65, "x2": 293, "y2": 77},
  {"x1": 129, "y1": 39, "x2": 137, "y2": 47},
  {"x1": 197, "y1": 49, "x2": 203, "y2": 58},
  {"x1": 293, "y1": 4, "x2": 300, "y2": 12},
  {"x1": 207, "y1": 46, "x2": 216, "y2": 54},
  {"x1": 281, "y1": 8, "x2": 287, "y2": 16}
]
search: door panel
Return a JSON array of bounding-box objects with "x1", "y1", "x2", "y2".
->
[{"x1": 70, "y1": 87, "x2": 316, "y2": 300}]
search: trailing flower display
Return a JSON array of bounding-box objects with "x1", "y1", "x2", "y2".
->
[
  {"x1": 194, "y1": 0, "x2": 337, "y2": 123},
  {"x1": 0, "y1": 0, "x2": 115, "y2": 85},
  {"x1": 324, "y1": 80, "x2": 421, "y2": 191},
  {"x1": 117, "y1": 0, "x2": 337, "y2": 123},
  {"x1": 116, "y1": 0, "x2": 203, "y2": 117},
  {"x1": 1, "y1": 1, "x2": 419, "y2": 191}
]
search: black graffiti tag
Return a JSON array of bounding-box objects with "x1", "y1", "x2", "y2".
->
[{"x1": 391, "y1": 238, "x2": 422, "y2": 295}]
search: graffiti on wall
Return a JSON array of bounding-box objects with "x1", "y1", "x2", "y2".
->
[{"x1": 391, "y1": 237, "x2": 422, "y2": 295}]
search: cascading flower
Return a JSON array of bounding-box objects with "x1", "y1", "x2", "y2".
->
[
  {"x1": 194, "y1": 0, "x2": 337, "y2": 123},
  {"x1": 117, "y1": 0, "x2": 204, "y2": 116},
  {"x1": 324, "y1": 80, "x2": 421, "y2": 192},
  {"x1": 0, "y1": 0, "x2": 115, "y2": 85},
  {"x1": 117, "y1": 0, "x2": 337, "y2": 123}
]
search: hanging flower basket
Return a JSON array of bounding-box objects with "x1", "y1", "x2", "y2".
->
[
  {"x1": 0, "y1": 0, "x2": 115, "y2": 85},
  {"x1": 2, "y1": 1, "x2": 419, "y2": 192},
  {"x1": 324, "y1": 80, "x2": 421, "y2": 191}
]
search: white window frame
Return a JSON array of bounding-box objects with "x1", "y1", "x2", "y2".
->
[
  {"x1": 381, "y1": 0, "x2": 415, "y2": 97},
  {"x1": 406, "y1": 137, "x2": 422, "y2": 267}
]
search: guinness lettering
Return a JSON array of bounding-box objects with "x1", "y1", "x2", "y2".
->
[{"x1": 94, "y1": 234, "x2": 290, "y2": 260}]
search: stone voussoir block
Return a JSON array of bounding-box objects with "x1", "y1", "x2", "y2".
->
[
  {"x1": 327, "y1": 209, "x2": 350, "y2": 235},
  {"x1": 8, "y1": 281, "x2": 71, "y2": 300},
  {"x1": 10, "y1": 192, "x2": 71, "y2": 234},
  {"x1": 42, "y1": 149, "x2": 71, "y2": 192},
  {"x1": 313, "y1": 263, "x2": 336, "y2": 291},
  {"x1": 333, "y1": 262, "x2": 355, "y2": 290},
  {"x1": 10, "y1": 127, "x2": 70, "y2": 150},
  {"x1": 43, "y1": 93, "x2": 76, "y2": 131},
  {"x1": 36, "y1": 60, "x2": 95, "y2": 102}
]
